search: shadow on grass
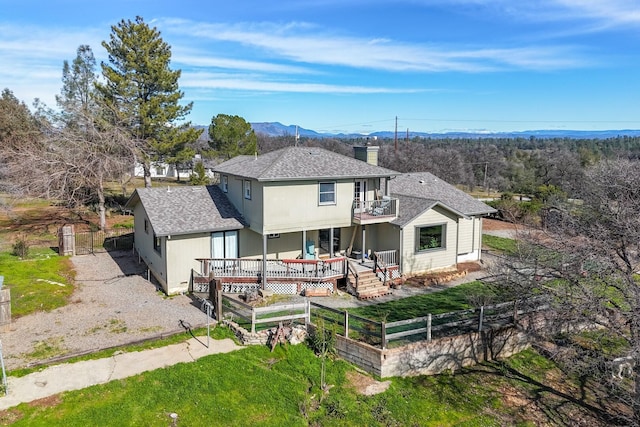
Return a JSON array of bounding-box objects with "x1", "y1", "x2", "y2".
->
[{"x1": 460, "y1": 361, "x2": 629, "y2": 426}]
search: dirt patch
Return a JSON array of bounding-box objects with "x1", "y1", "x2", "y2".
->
[
  {"x1": 483, "y1": 218, "x2": 518, "y2": 232},
  {"x1": 404, "y1": 262, "x2": 481, "y2": 287},
  {"x1": 346, "y1": 371, "x2": 391, "y2": 396}
]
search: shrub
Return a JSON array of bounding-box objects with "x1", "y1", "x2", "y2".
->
[{"x1": 12, "y1": 237, "x2": 29, "y2": 259}]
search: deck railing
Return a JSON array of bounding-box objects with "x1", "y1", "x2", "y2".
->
[
  {"x1": 196, "y1": 257, "x2": 347, "y2": 279},
  {"x1": 352, "y1": 197, "x2": 398, "y2": 222}
]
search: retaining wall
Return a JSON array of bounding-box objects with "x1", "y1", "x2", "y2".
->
[{"x1": 336, "y1": 319, "x2": 537, "y2": 378}]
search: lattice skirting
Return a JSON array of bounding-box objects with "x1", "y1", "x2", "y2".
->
[
  {"x1": 265, "y1": 282, "x2": 298, "y2": 295},
  {"x1": 193, "y1": 282, "x2": 210, "y2": 293},
  {"x1": 220, "y1": 281, "x2": 335, "y2": 295},
  {"x1": 376, "y1": 269, "x2": 401, "y2": 281},
  {"x1": 222, "y1": 283, "x2": 261, "y2": 293}
]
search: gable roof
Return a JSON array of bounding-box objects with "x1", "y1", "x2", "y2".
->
[
  {"x1": 390, "y1": 172, "x2": 496, "y2": 225},
  {"x1": 126, "y1": 185, "x2": 245, "y2": 237},
  {"x1": 214, "y1": 146, "x2": 400, "y2": 181}
]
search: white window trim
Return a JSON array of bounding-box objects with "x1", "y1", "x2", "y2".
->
[
  {"x1": 319, "y1": 181, "x2": 336, "y2": 205},
  {"x1": 244, "y1": 179, "x2": 252, "y2": 200},
  {"x1": 222, "y1": 175, "x2": 228, "y2": 193}
]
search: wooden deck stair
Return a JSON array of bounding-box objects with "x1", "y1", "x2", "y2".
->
[{"x1": 350, "y1": 269, "x2": 392, "y2": 299}]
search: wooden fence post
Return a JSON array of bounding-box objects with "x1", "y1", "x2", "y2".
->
[
  {"x1": 344, "y1": 311, "x2": 349, "y2": 339},
  {"x1": 427, "y1": 313, "x2": 432, "y2": 341},
  {"x1": 381, "y1": 321, "x2": 387, "y2": 349},
  {"x1": 251, "y1": 308, "x2": 256, "y2": 334},
  {"x1": 0, "y1": 288, "x2": 10, "y2": 333}
]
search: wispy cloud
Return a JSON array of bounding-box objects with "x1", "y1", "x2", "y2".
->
[
  {"x1": 181, "y1": 72, "x2": 425, "y2": 94},
  {"x1": 163, "y1": 18, "x2": 588, "y2": 72}
]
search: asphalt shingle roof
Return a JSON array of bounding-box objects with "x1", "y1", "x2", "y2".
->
[
  {"x1": 128, "y1": 185, "x2": 245, "y2": 237},
  {"x1": 214, "y1": 146, "x2": 400, "y2": 181},
  {"x1": 390, "y1": 172, "x2": 496, "y2": 226}
]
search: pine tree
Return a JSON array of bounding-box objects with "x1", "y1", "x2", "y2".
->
[
  {"x1": 209, "y1": 114, "x2": 257, "y2": 159},
  {"x1": 97, "y1": 16, "x2": 201, "y2": 187}
]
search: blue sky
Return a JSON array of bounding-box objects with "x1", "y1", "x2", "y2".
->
[{"x1": 1, "y1": 0, "x2": 640, "y2": 134}]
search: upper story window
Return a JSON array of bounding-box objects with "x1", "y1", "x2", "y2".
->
[
  {"x1": 319, "y1": 181, "x2": 336, "y2": 205},
  {"x1": 416, "y1": 224, "x2": 445, "y2": 252},
  {"x1": 153, "y1": 233, "x2": 162, "y2": 254},
  {"x1": 144, "y1": 219, "x2": 149, "y2": 234},
  {"x1": 222, "y1": 175, "x2": 228, "y2": 193},
  {"x1": 244, "y1": 180, "x2": 252, "y2": 200}
]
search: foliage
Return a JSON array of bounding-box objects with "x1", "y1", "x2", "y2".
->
[
  {"x1": 97, "y1": 16, "x2": 201, "y2": 188},
  {"x1": 0, "y1": 249, "x2": 75, "y2": 317},
  {"x1": 209, "y1": 114, "x2": 257, "y2": 159},
  {"x1": 3, "y1": 344, "x2": 611, "y2": 426},
  {"x1": 11, "y1": 237, "x2": 29, "y2": 259},
  {"x1": 491, "y1": 158, "x2": 640, "y2": 424},
  {"x1": 189, "y1": 161, "x2": 210, "y2": 185}
]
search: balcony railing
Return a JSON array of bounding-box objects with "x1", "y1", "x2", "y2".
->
[
  {"x1": 196, "y1": 257, "x2": 348, "y2": 280},
  {"x1": 352, "y1": 197, "x2": 398, "y2": 223}
]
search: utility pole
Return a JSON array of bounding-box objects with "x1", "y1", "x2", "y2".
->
[
  {"x1": 406, "y1": 128, "x2": 409, "y2": 143},
  {"x1": 394, "y1": 116, "x2": 398, "y2": 153},
  {"x1": 483, "y1": 162, "x2": 489, "y2": 196}
]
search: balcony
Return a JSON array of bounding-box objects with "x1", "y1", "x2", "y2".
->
[{"x1": 352, "y1": 197, "x2": 398, "y2": 225}]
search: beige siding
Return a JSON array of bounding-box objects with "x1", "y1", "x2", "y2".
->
[
  {"x1": 262, "y1": 180, "x2": 353, "y2": 233},
  {"x1": 240, "y1": 229, "x2": 317, "y2": 260},
  {"x1": 165, "y1": 233, "x2": 211, "y2": 294},
  {"x1": 401, "y1": 206, "x2": 458, "y2": 275},
  {"x1": 457, "y1": 216, "x2": 484, "y2": 262},
  {"x1": 457, "y1": 217, "x2": 475, "y2": 254},
  {"x1": 133, "y1": 203, "x2": 167, "y2": 291}
]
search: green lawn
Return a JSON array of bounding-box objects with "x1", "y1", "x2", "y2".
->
[
  {"x1": 1, "y1": 339, "x2": 605, "y2": 427},
  {"x1": 0, "y1": 248, "x2": 75, "y2": 317},
  {"x1": 483, "y1": 234, "x2": 518, "y2": 254},
  {"x1": 351, "y1": 281, "x2": 499, "y2": 322}
]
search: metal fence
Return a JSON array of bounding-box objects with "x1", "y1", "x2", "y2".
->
[{"x1": 74, "y1": 228, "x2": 134, "y2": 255}]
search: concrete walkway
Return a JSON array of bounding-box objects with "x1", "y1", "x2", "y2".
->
[{"x1": 0, "y1": 337, "x2": 242, "y2": 411}]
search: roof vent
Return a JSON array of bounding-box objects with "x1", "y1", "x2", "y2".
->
[
  {"x1": 419, "y1": 180, "x2": 425, "y2": 184},
  {"x1": 167, "y1": 186, "x2": 171, "y2": 193}
]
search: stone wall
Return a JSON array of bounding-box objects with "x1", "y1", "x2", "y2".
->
[{"x1": 335, "y1": 321, "x2": 536, "y2": 378}]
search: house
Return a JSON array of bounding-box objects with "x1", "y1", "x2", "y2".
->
[
  {"x1": 126, "y1": 145, "x2": 495, "y2": 296},
  {"x1": 133, "y1": 155, "x2": 216, "y2": 180}
]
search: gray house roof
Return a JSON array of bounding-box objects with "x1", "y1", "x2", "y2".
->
[
  {"x1": 126, "y1": 185, "x2": 245, "y2": 237},
  {"x1": 214, "y1": 146, "x2": 400, "y2": 182},
  {"x1": 390, "y1": 172, "x2": 496, "y2": 226}
]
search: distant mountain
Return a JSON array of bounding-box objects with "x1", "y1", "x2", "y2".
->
[
  {"x1": 250, "y1": 122, "x2": 322, "y2": 137},
  {"x1": 195, "y1": 122, "x2": 640, "y2": 140}
]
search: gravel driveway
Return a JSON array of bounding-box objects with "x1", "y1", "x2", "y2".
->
[{"x1": 1, "y1": 251, "x2": 208, "y2": 370}]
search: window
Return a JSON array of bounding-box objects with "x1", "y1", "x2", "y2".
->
[
  {"x1": 153, "y1": 233, "x2": 161, "y2": 254},
  {"x1": 416, "y1": 224, "x2": 445, "y2": 252},
  {"x1": 222, "y1": 175, "x2": 228, "y2": 192},
  {"x1": 144, "y1": 219, "x2": 149, "y2": 233},
  {"x1": 319, "y1": 182, "x2": 336, "y2": 205},
  {"x1": 244, "y1": 180, "x2": 251, "y2": 200}
]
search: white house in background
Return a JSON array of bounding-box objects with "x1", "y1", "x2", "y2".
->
[
  {"x1": 133, "y1": 155, "x2": 216, "y2": 180},
  {"x1": 126, "y1": 146, "x2": 495, "y2": 296}
]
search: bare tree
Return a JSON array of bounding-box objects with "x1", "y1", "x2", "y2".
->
[{"x1": 490, "y1": 159, "x2": 640, "y2": 425}]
